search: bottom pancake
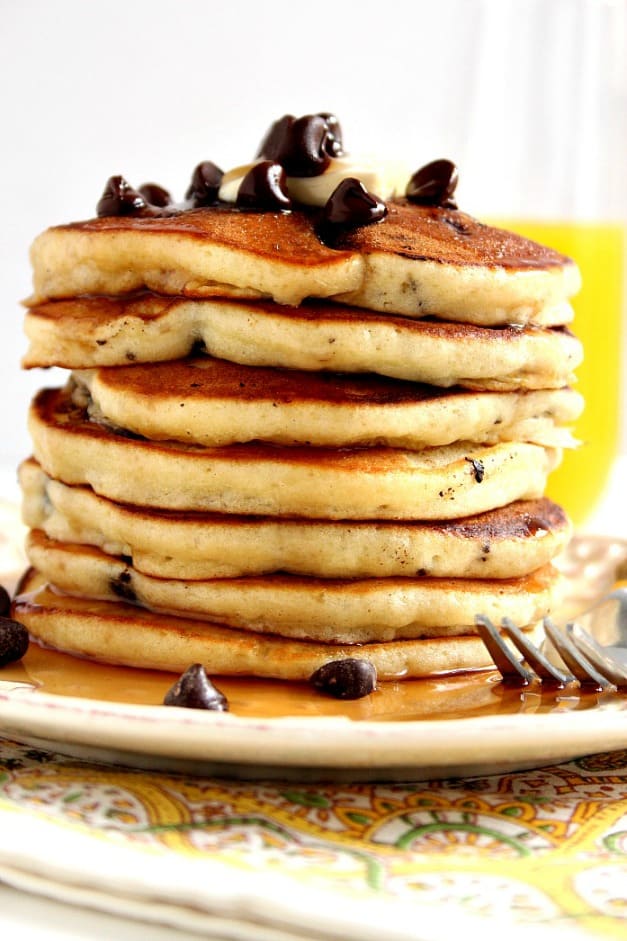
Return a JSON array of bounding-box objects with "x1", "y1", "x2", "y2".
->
[
  {"x1": 13, "y1": 568, "x2": 541, "y2": 681},
  {"x1": 24, "y1": 531, "x2": 564, "y2": 644}
]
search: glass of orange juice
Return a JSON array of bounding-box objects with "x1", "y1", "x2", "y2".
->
[
  {"x1": 500, "y1": 221, "x2": 624, "y2": 526},
  {"x1": 464, "y1": 0, "x2": 626, "y2": 527}
]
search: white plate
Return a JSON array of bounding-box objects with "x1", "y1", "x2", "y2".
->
[
  {"x1": 2, "y1": 674, "x2": 627, "y2": 781},
  {"x1": 1, "y1": 533, "x2": 626, "y2": 782}
]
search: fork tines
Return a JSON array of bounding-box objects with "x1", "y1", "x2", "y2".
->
[
  {"x1": 475, "y1": 614, "x2": 625, "y2": 692},
  {"x1": 475, "y1": 615, "x2": 573, "y2": 688},
  {"x1": 544, "y1": 618, "x2": 627, "y2": 690}
]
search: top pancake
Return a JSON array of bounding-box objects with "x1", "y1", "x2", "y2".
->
[
  {"x1": 333, "y1": 200, "x2": 580, "y2": 322},
  {"x1": 27, "y1": 200, "x2": 580, "y2": 326}
]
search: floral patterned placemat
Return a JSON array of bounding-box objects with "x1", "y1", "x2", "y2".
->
[{"x1": 1, "y1": 736, "x2": 626, "y2": 940}]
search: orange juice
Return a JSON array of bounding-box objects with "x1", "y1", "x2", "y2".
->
[{"x1": 491, "y1": 221, "x2": 625, "y2": 525}]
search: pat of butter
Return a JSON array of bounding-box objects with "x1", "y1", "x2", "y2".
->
[{"x1": 218, "y1": 157, "x2": 410, "y2": 206}]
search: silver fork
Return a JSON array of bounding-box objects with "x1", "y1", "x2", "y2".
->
[{"x1": 475, "y1": 587, "x2": 627, "y2": 692}]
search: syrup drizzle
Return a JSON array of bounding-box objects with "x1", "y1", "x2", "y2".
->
[{"x1": 0, "y1": 641, "x2": 613, "y2": 722}]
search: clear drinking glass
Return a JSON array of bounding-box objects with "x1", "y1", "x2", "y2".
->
[{"x1": 460, "y1": 0, "x2": 626, "y2": 526}]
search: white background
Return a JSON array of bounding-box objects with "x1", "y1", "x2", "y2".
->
[{"x1": 1, "y1": 0, "x2": 626, "y2": 481}]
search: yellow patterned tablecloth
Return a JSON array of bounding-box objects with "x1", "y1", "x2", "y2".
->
[{"x1": 1, "y1": 737, "x2": 627, "y2": 940}]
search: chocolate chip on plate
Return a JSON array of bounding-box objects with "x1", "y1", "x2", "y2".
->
[
  {"x1": 310, "y1": 658, "x2": 377, "y2": 700},
  {"x1": 0, "y1": 617, "x2": 29, "y2": 667},
  {"x1": 163, "y1": 663, "x2": 229, "y2": 711}
]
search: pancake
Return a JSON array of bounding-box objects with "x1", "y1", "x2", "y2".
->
[
  {"x1": 28, "y1": 386, "x2": 562, "y2": 520},
  {"x1": 20, "y1": 460, "x2": 572, "y2": 579},
  {"x1": 14, "y1": 567, "x2": 536, "y2": 680},
  {"x1": 27, "y1": 200, "x2": 579, "y2": 326},
  {"x1": 22, "y1": 295, "x2": 583, "y2": 393},
  {"x1": 24, "y1": 532, "x2": 563, "y2": 644},
  {"x1": 27, "y1": 206, "x2": 363, "y2": 308},
  {"x1": 72, "y1": 358, "x2": 582, "y2": 449},
  {"x1": 333, "y1": 200, "x2": 581, "y2": 323}
]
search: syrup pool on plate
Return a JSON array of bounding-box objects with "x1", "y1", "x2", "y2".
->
[{"x1": 0, "y1": 640, "x2": 610, "y2": 722}]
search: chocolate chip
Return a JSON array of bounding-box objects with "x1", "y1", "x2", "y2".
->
[
  {"x1": 256, "y1": 115, "x2": 291, "y2": 164},
  {"x1": 185, "y1": 161, "x2": 224, "y2": 207},
  {"x1": 317, "y1": 112, "x2": 343, "y2": 158},
  {"x1": 97, "y1": 175, "x2": 147, "y2": 217},
  {"x1": 257, "y1": 114, "x2": 292, "y2": 160},
  {"x1": 310, "y1": 658, "x2": 377, "y2": 700},
  {"x1": 526, "y1": 516, "x2": 549, "y2": 537},
  {"x1": 0, "y1": 584, "x2": 10, "y2": 618},
  {"x1": 256, "y1": 113, "x2": 337, "y2": 177},
  {"x1": 442, "y1": 212, "x2": 472, "y2": 235},
  {"x1": 163, "y1": 663, "x2": 229, "y2": 710},
  {"x1": 0, "y1": 617, "x2": 29, "y2": 667},
  {"x1": 319, "y1": 177, "x2": 387, "y2": 239},
  {"x1": 236, "y1": 161, "x2": 291, "y2": 211},
  {"x1": 110, "y1": 571, "x2": 136, "y2": 602},
  {"x1": 465, "y1": 457, "x2": 485, "y2": 483},
  {"x1": 406, "y1": 159, "x2": 458, "y2": 208},
  {"x1": 138, "y1": 182, "x2": 172, "y2": 207}
]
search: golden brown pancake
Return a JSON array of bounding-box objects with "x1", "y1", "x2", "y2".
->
[
  {"x1": 72, "y1": 357, "x2": 582, "y2": 449},
  {"x1": 24, "y1": 531, "x2": 564, "y2": 644},
  {"x1": 20, "y1": 460, "x2": 572, "y2": 580},
  {"x1": 28, "y1": 386, "x2": 563, "y2": 520},
  {"x1": 27, "y1": 206, "x2": 362, "y2": 307},
  {"x1": 15, "y1": 567, "x2": 533, "y2": 680},
  {"x1": 334, "y1": 200, "x2": 581, "y2": 322},
  {"x1": 13, "y1": 570, "x2": 528, "y2": 681},
  {"x1": 27, "y1": 200, "x2": 579, "y2": 325},
  {"x1": 22, "y1": 295, "x2": 583, "y2": 393}
]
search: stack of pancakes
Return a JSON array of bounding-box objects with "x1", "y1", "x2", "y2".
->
[{"x1": 14, "y1": 117, "x2": 584, "y2": 684}]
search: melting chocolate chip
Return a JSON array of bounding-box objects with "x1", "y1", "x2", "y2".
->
[
  {"x1": 0, "y1": 584, "x2": 10, "y2": 618},
  {"x1": 163, "y1": 663, "x2": 229, "y2": 710},
  {"x1": 466, "y1": 457, "x2": 485, "y2": 483},
  {"x1": 185, "y1": 161, "x2": 224, "y2": 207},
  {"x1": 317, "y1": 112, "x2": 343, "y2": 158},
  {"x1": 138, "y1": 182, "x2": 172, "y2": 208},
  {"x1": 526, "y1": 516, "x2": 549, "y2": 537},
  {"x1": 442, "y1": 212, "x2": 472, "y2": 235},
  {"x1": 97, "y1": 175, "x2": 147, "y2": 217},
  {"x1": 406, "y1": 159, "x2": 459, "y2": 208},
  {"x1": 110, "y1": 571, "x2": 137, "y2": 602},
  {"x1": 256, "y1": 113, "x2": 339, "y2": 177},
  {"x1": 236, "y1": 161, "x2": 292, "y2": 211},
  {"x1": 310, "y1": 658, "x2": 377, "y2": 700},
  {"x1": 320, "y1": 177, "x2": 387, "y2": 240},
  {"x1": 257, "y1": 114, "x2": 292, "y2": 161},
  {"x1": 0, "y1": 617, "x2": 29, "y2": 667}
]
